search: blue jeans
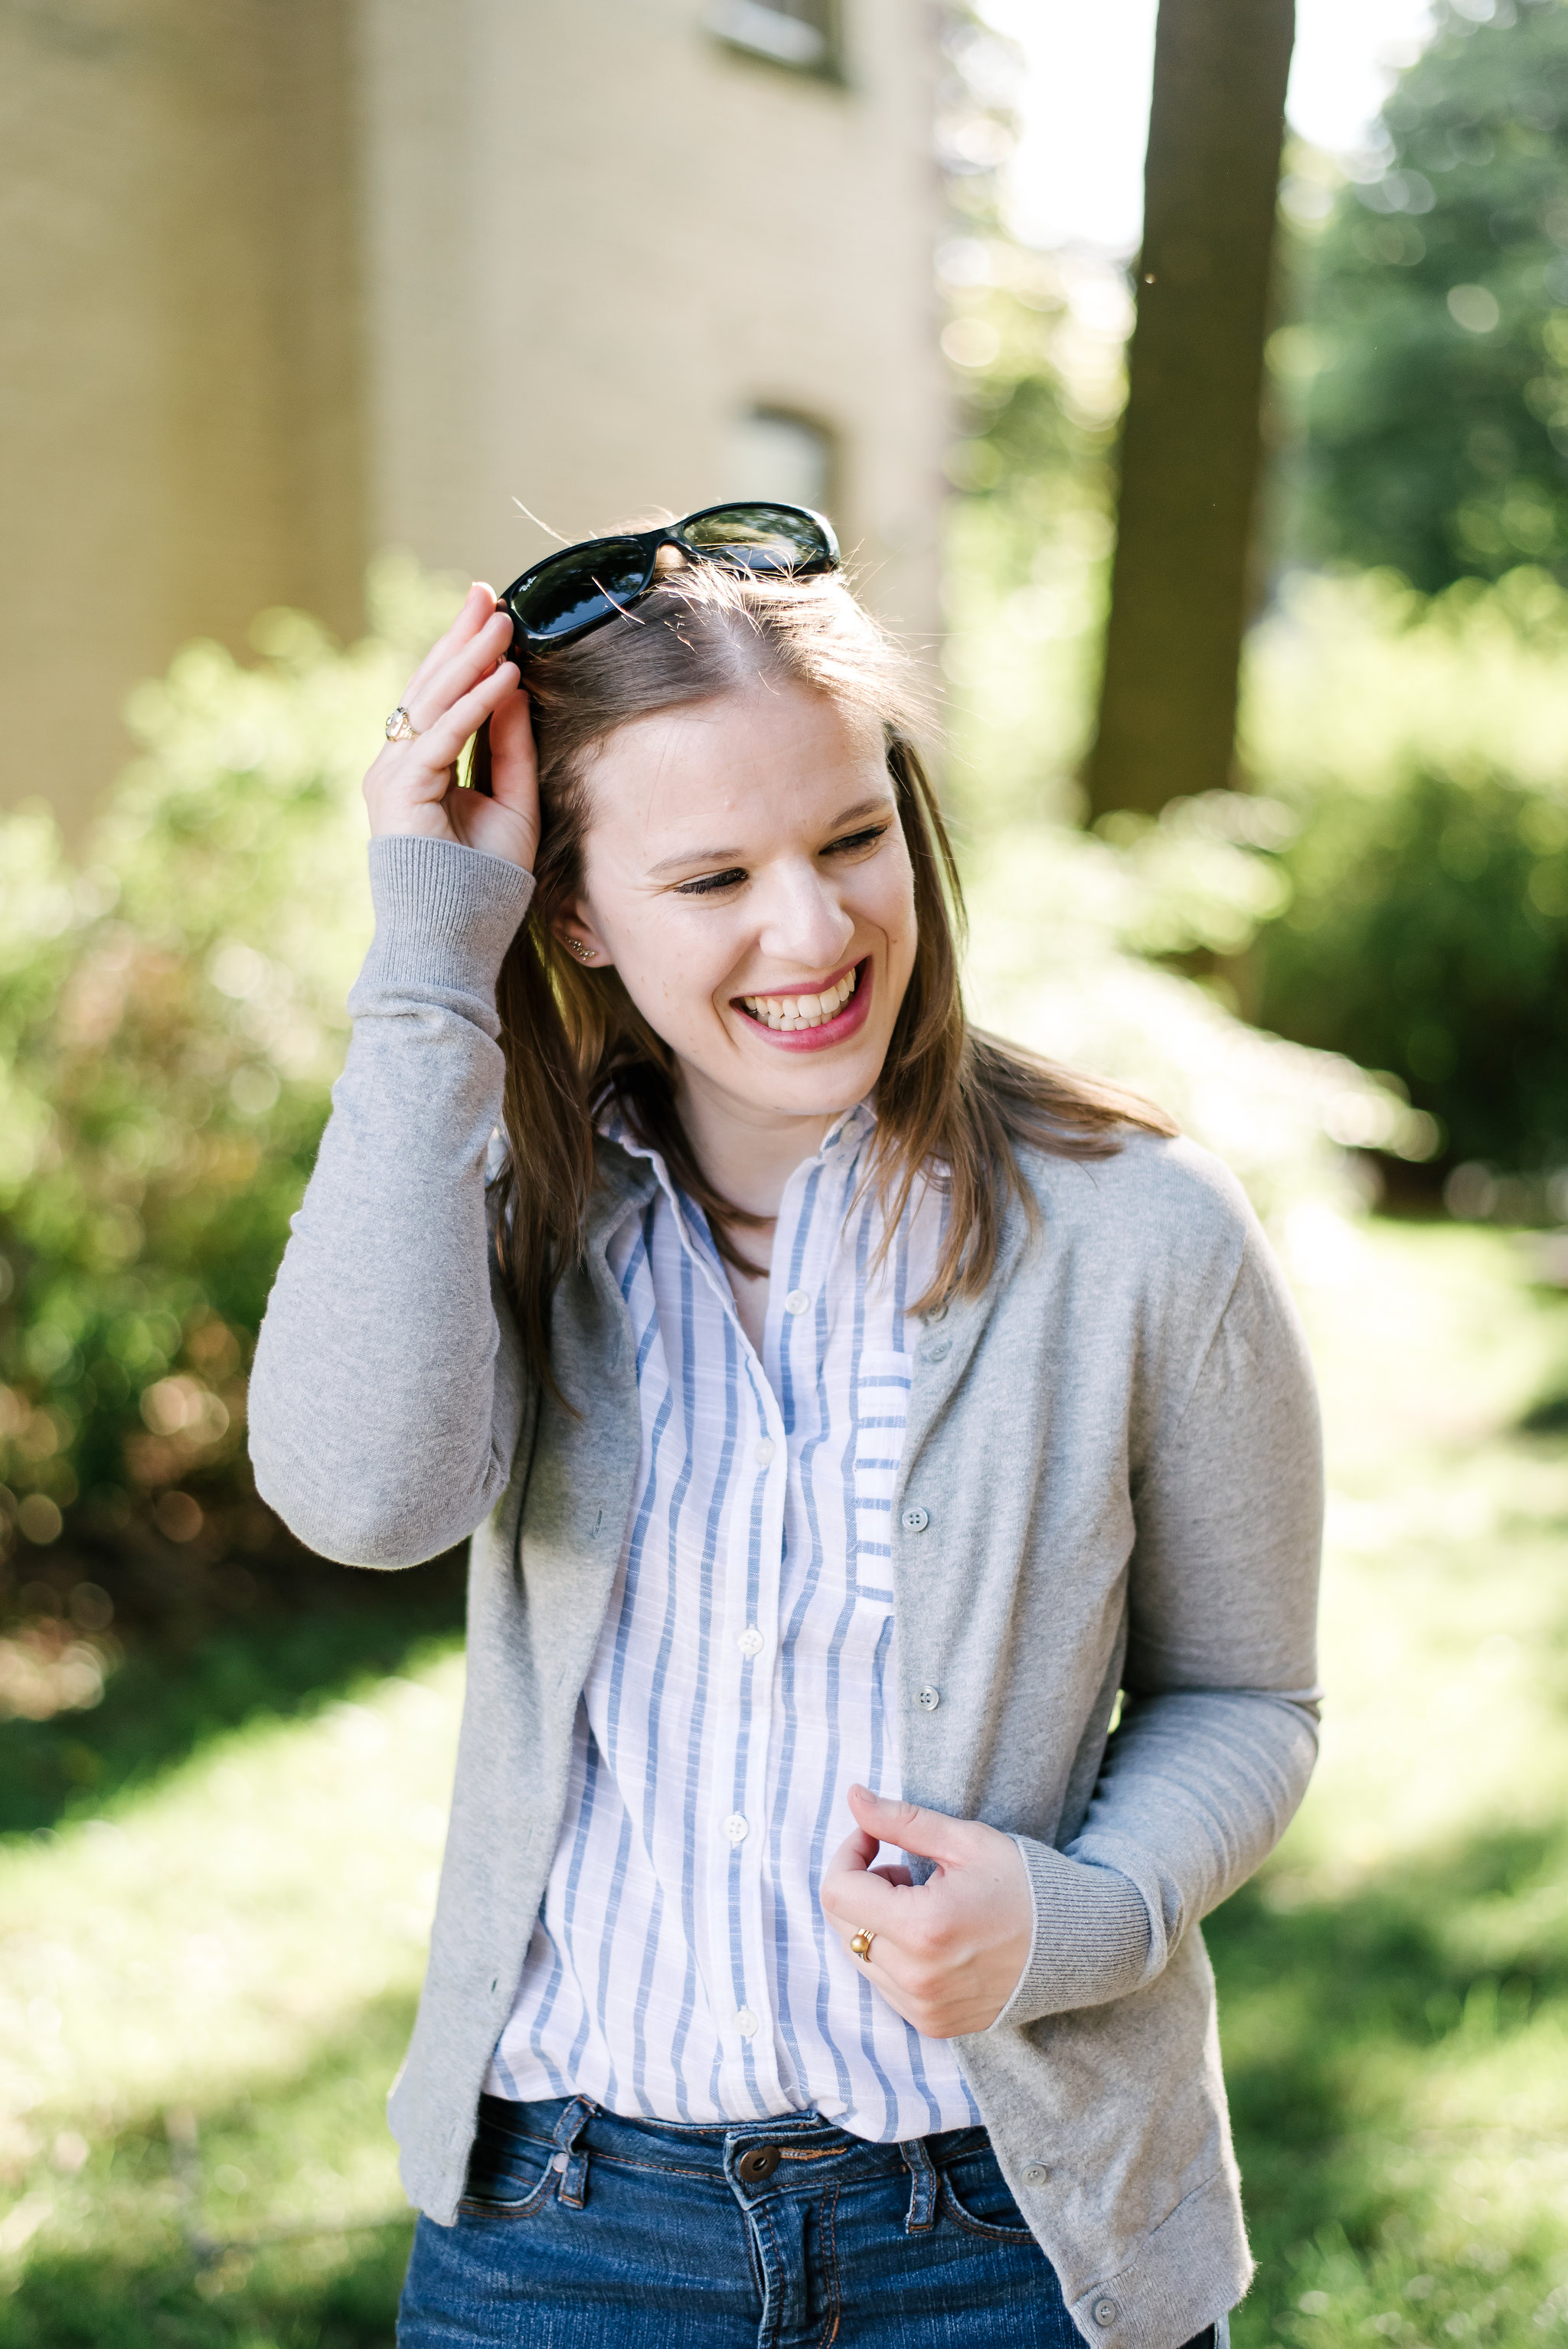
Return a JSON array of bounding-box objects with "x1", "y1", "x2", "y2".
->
[{"x1": 397, "y1": 2093, "x2": 1227, "y2": 2348}]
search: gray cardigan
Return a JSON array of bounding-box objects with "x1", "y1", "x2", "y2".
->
[{"x1": 248, "y1": 836, "x2": 1323, "y2": 2349}]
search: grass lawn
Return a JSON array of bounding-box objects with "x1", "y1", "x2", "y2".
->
[{"x1": 1, "y1": 1215, "x2": 1565, "y2": 2345}]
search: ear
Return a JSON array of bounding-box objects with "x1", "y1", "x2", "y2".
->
[{"x1": 552, "y1": 911, "x2": 612, "y2": 969}]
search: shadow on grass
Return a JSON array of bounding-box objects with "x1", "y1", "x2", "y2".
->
[
  {"x1": 1, "y1": 1550, "x2": 466, "y2": 1838},
  {"x1": 0, "y1": 1991, "x2": 422, "y2": 2349},
  {"x1": 1208, "y1": 1818, "x2": 1568, "y2": 2339}
]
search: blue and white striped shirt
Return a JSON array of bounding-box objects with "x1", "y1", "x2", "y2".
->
[{"x1": 486, "y1": 1103, "x2": 982, "y2": 2138}]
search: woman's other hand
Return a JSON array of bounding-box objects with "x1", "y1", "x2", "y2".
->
[
  {"x1": 363, "y1": 583, "x2": 540, "y2": 871},
  {"x1": 820, "y1": 1785, "x2": 1033, "y2": 2039}
]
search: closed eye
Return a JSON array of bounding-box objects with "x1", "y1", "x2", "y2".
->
[
  {"x1": 671, "y1": 823, "x2": 891, "y2": 898},
  {"x1": 674, "y1": 866, "x2": 748, "y2": 897}
]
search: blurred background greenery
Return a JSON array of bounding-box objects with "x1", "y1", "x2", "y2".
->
[{"x1": 3, "y1": 2, "x2": 1568, "y2": 2344}]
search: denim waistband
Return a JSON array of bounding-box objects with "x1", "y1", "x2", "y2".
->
[{"x1": 472, "y1": 2091, "x2": 992, "y2": 2228}]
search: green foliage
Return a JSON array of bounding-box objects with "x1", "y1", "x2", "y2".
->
[
  {"x1": 1243, "y1": 567, "x2": 1568, "y2": 1176},
  {"x1": 1288, "y1": 0, "x2": 1568, "y2": 590},
  {"x1": 0, "y1": 560, "x2": 459, "y2": 1624}
]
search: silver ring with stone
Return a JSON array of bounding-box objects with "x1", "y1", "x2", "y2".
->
[{"x1": 385, "y1": 704, "x2": 420, "y2": 743}]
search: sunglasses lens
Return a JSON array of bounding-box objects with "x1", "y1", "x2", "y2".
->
[
  {"x1": 681, "y1": 504, "x2": 836, "y2": 573},
  {"x1": 507, "y1": 540, "x2": 652, "y2": 642}
]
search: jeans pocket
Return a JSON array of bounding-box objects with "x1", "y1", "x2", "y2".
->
[
  {"x1": 938, "y1": 2144, "x2": 1039, "y2": 2243},
  {"x1": 459, "y1": 2116, "x2": 557, "y2": 2219}
]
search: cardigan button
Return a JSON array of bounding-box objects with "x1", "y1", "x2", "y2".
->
[
  {"x1": 1024, "y1": 2163, "x2": 1050, "y2": 2186},
  {"x1": 917, "y1": 1685, "x2": 941, "y2": 1711},
  {"x1": 921, "y1": 1336, "x2": 952, "y2": 1361},
  {"x1": 900, "y1": 1505, "x2": 929, "y2": 1533},
  {"x1": 1093, "y1": 2301, "x2": 1119, "y2": 2328}
]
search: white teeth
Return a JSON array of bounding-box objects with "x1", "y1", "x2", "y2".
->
[{"x1": 740, "y1": 967, "x2": 858, "y2": 1032}]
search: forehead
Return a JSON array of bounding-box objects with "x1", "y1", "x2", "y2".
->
[{"x1": 579, "y1": 682, "x2": 889, "y2": 849}]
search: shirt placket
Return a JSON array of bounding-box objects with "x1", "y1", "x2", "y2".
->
[
  {"x1": 658, "y1": 1188, "x2": 789, "y2": 2112},
  {"x1": 688, "y1": 1135, "x2": 856, "y2": 2113}
]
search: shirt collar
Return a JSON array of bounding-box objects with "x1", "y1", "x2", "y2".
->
[{"x1": 593, "y1": 1097, "x2": 876, "y2": 1255}]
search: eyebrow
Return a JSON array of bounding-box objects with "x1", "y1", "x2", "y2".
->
[{"x1": 645, "y1": 795, "x2": 896, "y2": 877}]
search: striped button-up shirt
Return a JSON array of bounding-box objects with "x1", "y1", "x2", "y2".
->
[{"x1": 486, "y1": 1103, "x2": 981, "y2": 2139}]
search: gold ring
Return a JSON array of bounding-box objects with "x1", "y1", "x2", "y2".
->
[
  {"x1": 850, "y1": 1928, "x2": 876, "y2": 1963},
  {"x1": 385, "y1": 704, "x2": 420, "y2": 742}
]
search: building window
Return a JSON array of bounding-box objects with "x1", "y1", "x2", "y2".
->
[
  {"x1": 724, "y1": 408, "x2": 836, "y2": 519},
  {"x1": 705, "y1": 0, "x2": 840, "y2": 77}
]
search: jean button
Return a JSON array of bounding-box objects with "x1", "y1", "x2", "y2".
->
[{"x1": 737, "y1": 2144, "x2": 780, "y2": 2183}]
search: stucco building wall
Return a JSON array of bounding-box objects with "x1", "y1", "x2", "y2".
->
[{"x1": 1, "y1": 0, "x2": 947, "y2": 833}]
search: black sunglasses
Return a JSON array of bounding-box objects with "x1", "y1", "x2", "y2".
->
[{"x1": 497, "y1": 501, "x2": 841, "y2": 654}]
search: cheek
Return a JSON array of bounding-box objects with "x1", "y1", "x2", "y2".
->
[
  {"x1": 611, "y1": 910, "x2": 740, "y2": 1027},
  {"x1": 864, "y1": 845, "x2": 918, "y2": 957}
]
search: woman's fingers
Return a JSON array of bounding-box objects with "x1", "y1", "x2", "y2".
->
[
  {"x1": 405, "y1": 609, "x2": 515, "y2": 735},
  {"x1": 400, "y1": 582, "x2": 500, "y2": 707},
  {"x1": 411, "y1": 660, "x2": 520, "y2": 773},
  {"x1": 821, "y1": 1827, "x2": 906, "y2": 1932}
]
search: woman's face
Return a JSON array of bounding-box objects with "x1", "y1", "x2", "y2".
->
[{"x1": 564, "y1": 683, "x2": 918, "y2": 1133}]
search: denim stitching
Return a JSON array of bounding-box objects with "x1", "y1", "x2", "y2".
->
[
  {"x1": 937, "y1": 2172, "x2": 1037, "y2": 2243},
  {"x1": 815, "y1": 2181, "x2": 842, "y2": 2346}
]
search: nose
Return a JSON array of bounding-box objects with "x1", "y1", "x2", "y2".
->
[{"x1": 753, "y1": 857, "x2": 855, "y2": 975}]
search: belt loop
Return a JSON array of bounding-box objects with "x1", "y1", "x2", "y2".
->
[
  {"x1": 900, "y1": 2135, "x2": 939, "y2": 2233},
  {"x1": 550, "y1": 2095, "x2": 596, "y2": 2210}
]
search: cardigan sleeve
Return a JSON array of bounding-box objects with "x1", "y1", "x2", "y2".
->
[
  {"x1": 247, "y1": 835, "x2": 536, "y2": 1568},
  {"x1": 995, "y1": 1219, "x2": 1324, "y2": 2026}
]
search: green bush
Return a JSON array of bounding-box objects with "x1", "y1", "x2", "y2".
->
[
  {"x1": 0, "y1": 562, "x2": 456, "y2": 1637},
  {"x1": 1243, "y1": 566, "x2": 1568, "y2": 1181}
]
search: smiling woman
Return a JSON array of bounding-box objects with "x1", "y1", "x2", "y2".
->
[{"x1": 245, "y1": 533, "x2": 1323, "y2": 2349}]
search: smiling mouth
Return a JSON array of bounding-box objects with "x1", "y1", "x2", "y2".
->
[{"x1": 736, "y1": 962, "x2": 861, "y2": 1034}]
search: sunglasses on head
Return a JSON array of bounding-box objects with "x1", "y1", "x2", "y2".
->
[{"x1": 496, "y1": 501, "x2": 841, "y2": 655}]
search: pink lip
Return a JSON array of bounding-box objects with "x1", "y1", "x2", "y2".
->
[{"x1": 732, "y1": 959, "x2": 874, "y2": 1054}]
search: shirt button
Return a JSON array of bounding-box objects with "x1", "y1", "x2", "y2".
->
[
  {"x1": 1093, "y1": 2301, "x2": 1119, "y2": 2328},
  {"x1": 734, "y1": 2006, "x2": 760, "y2": 2038},
  {"x1": 918, "y1": 1685, "x2": 941, "y2": 1711},
  {"x1": 784, "y1": 1289, "x2": 810, "y2": 1315},
  {"x1": 754, "y1": 1438, "x2": 776, "y2": 1465},
  {"x1": 1024, "y1": 2162, "x2": 1050, "y2": 2186},
  {"x1": 738, "y1": 1624, "x2": 765, "y2": 1657},
  {"x1": 724, "y1": 1812, "x2": 750, "y2": 1844},
  {"x1": 900, "y1": 1504, "x2": 929, "y2": 1532}
]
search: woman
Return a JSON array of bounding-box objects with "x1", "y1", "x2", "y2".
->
[{"x1": 249, "y1": 505, "x2": 1323, "y2": 2349}]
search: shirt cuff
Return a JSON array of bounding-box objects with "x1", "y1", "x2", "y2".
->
[
  {"x1": 988, "y1": 1835, "x2": 1153, "y2": 2030},
  {"x1": 359, "y1": 834, "x2": 536, "y2": 997}
]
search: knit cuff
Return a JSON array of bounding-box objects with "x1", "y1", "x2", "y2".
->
[
  {"x1": 988, "y1": 1835, "x2": 1153, "y2": 2030},
  {"x1": 361, "y1": 835, "x2": 535, "y2": 995}
]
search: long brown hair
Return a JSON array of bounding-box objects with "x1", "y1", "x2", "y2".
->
[{"x1": 475, "y1": 558, "x2": 1174, "y2": 1381}]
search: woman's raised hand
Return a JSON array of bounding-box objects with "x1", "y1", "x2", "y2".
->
[
  {"x1": 363, "y1": 583, "x2": 541, "y2": 873},
  {"x1": 820, "y1": 1785, "x2": 1034, "y2": 2039}
]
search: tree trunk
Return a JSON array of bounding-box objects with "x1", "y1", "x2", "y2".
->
[{"x1": 1086, "y1": 0, "x2": 1295, "y2": 819}]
